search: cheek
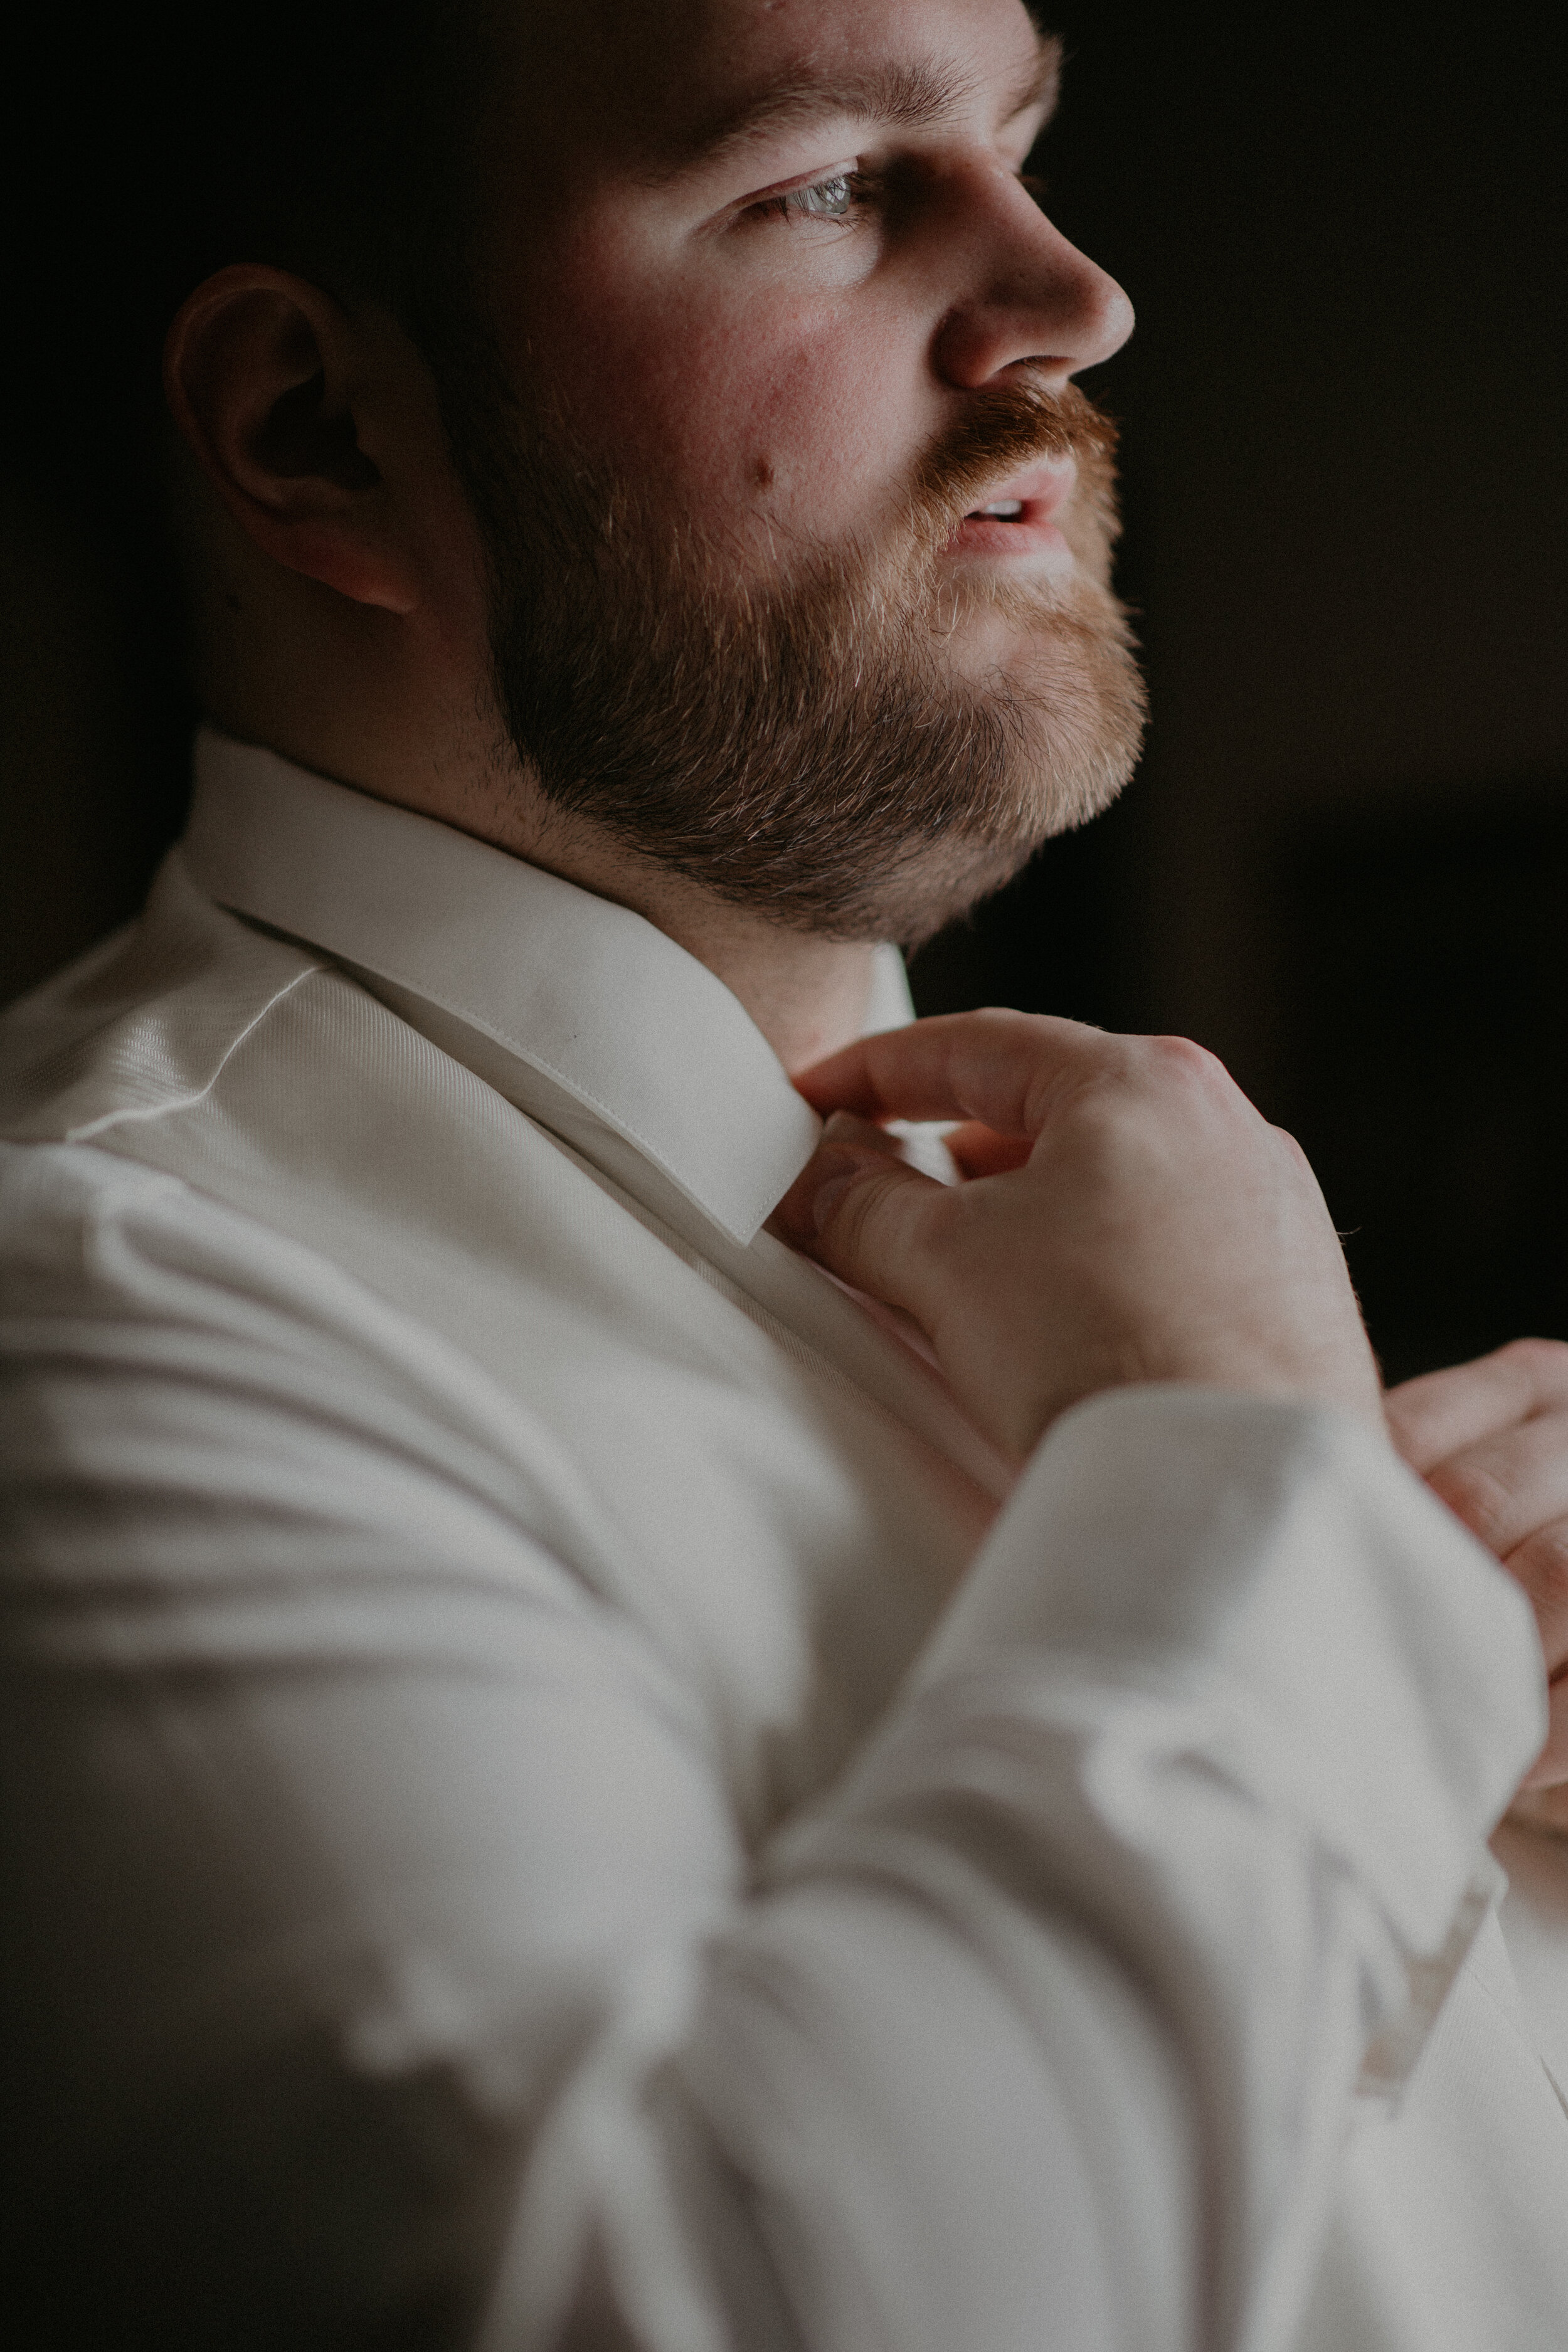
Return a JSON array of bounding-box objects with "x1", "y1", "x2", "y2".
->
[
  {"x1": 726, "y1": 325, "x2": 917, "y2": 522},
  {"x1": 412, "y1": 464, "x2": 495, "y2": 672},
  {"x1": 506, "y1": 239, "x2": 928, "y2": 544}
]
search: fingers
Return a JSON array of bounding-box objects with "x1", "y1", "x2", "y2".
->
[
  {"x1": 793, "y1": 1009, "x2": 1116, "y2": 1137},
  {"x1": 944, "y1": 1121, "x2": 1034, "y2": 1179},
  {"x1": 770, "y1": 1123, "x2": 956, "y2": 1328},
  {"x1": 1504, "y1": 1517, "x2": 1568, "y2": 1679},
  {"x1": 1385, "y1": 1337, "x2": 1568, "y2": 1474},
  {"x1": 1423, "y1": 1407, "x2": 1568, "y2": 1677},
  {"x1": 1386, "y1": 1346, "x2": 1568, "y2": 1705},
  {"x1": 781, "y1": 1008, "x2": 1382, "y2": 1456},
  {"x1": 1517, "y1": 1669, "x2": 1568, "y2": 1793},
  {"x1": 1423, "y1": 1404, "x2": 1568, "y2": 1554},
  {"x1": 1509, "y1": 1782, "x2": 1568, "y2": 1830}
]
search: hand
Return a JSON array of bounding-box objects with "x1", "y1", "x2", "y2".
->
[
  {"x1": 1386, "y1": 1339, "x2": 1568, "y2": 1815},
  {"x1": 773, "y1": 1010, "x2": 1384, "y2": 1459}
]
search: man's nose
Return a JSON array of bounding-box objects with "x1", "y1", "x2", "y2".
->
[{"x1": 931, "y1": 171, "x2": 1134, "y2": 390}]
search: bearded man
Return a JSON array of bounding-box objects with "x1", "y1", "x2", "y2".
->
[{"x1": 4, "y1": 3, "x2": 1568, "y2": 2348}]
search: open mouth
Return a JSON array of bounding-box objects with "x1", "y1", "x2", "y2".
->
[{"x1": 949, "y1": 462, "x2": 1077, "y2": 561}]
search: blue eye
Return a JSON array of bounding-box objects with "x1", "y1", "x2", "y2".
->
[
  {"x1": 792, "y1": 172, "x2": 856, "y2": 219},
  {"x1": 754, "y1": 170, "x2": 872, "y2": 225}
]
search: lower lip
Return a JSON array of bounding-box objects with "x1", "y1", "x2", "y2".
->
[{"x1": 948, "y1": 510, "x2": 1073, "y2": 560}]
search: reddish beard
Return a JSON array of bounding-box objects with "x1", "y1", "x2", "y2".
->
[{"x1": 442, "y1": 356, "x2": 1146, "y2": 946}]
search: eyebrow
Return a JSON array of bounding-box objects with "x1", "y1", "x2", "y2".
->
[{"x1": 642, "y1": 31, "x2": 1063, "y2": 184}]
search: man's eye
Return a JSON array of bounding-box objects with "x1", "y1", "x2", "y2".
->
[{"x1": 751, "y1": 171, "x2": 872, "y2": 225}]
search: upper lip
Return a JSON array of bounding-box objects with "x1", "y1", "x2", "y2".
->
[{"x1": 963, "y1": 460, "x2": 1076, "y2": 521}]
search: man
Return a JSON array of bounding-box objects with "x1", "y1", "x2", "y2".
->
[{"x1": 3, "y1": 1, "x2": 1568, "y2": 2346}]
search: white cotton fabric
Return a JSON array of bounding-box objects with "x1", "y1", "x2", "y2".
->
[{"x1": 1, "y1": 726, "x2": 1566, "y2": 2350}]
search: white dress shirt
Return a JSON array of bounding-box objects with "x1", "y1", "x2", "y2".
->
[{"x1": 2, "y1": 728, "x2": 1566, "y2": 2351}]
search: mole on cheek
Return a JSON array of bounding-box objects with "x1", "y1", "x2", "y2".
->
[{"x1": 752, "y1": 455, "x2": 776, "y2": 491}]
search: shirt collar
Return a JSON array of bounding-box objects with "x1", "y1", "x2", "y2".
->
[{"x1": 179, "y1": 728, "x2": 913, "y2": 1248}]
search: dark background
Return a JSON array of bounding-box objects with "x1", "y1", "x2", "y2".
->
[
  {"x1": 910, "y1": 0, "x2": 1568, "y2": 1381},
  {"x1": 2, "y1": 3, "x2": 1564, "y2": 1382}
]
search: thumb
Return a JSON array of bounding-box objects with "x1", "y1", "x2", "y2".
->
[{"x1": 771, "y1": 1113, "x2": 951, "y2": 1316}]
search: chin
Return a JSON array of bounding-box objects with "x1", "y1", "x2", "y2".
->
[{"x1": 864, "y1": 746, "x2": 1140, "y2": 955}]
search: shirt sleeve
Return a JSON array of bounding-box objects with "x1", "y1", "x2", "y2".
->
[{"x1": 0, "y1": 1142, "x2": 1544, "y2": 2352}]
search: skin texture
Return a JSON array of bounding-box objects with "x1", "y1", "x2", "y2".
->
[
  {"x1": 162, "y1": 0, "x2": 1565, "y2": 1799},
  {"x1": 164, "y1": 0, "x2": 1132, "y2": 1073},
  {"x1": 776, "y1": 1047, "x2": 1568, "y2": 1798},
  {"x1": 770, "y1": 1010, "x2": 1389, "y2": 1456},
  {"x1": 1385, "y1": 1340, "x2": 1568, "y2": 1803}
]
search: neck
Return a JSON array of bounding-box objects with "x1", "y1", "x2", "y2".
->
[
  {"x1": 519, "y1": 826, "x2": 885, "y2": 1075},
  {"x1": 186, "y1": 494, "x2": 884, "y2": 1076},
  {"x1": 438, "y1": 785, "x2": 888, "y2": 1074},
  {"x1": 451, "y1": 768, "x2": 884, "y2": 1073},
  {"x1": 198, "y1": 668, "x2": 880, "y2": 1083},
  {"x1": 420, "y1": 775, "x2": 887, "y2": 1075}
]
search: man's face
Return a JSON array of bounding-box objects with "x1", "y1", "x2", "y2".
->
[{"x1": 441, "y1": 0, "x2": 1142, "y2": 943}]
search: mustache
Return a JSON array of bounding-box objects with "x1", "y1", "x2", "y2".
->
[{"x1": 912, "y1": 379, "x2": 1120, "y2": 539}]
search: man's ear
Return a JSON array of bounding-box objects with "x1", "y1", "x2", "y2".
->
[{"x1": 164, "y1": 266, "x2": 421, "y2": 613}]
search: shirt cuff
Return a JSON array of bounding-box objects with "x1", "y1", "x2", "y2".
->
[{"x1": 911, "y1": 1385, "x2": 1545, "y2": 1988}]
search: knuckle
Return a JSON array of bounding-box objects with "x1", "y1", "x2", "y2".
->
[
  {"x1": 1496, "y1": 1335, "x2": 1568, "y2": 1389},
  {"x1": 830, "y1": 1162, "x2": 900, "y2": 1254},
  {"x1": 977, "y1": 1007, "x2": 1085, "y2": 1059},
  {"x1": 1268, "y1": 1125, "x2": 1314, "y2": 1175},
  {"x1": 1020, "y1": 1036, "x2": 1125, "y2": 1131},
  {"x1": 968, "y1": 1006, "x2": 1034, "y2": 1046},
  {"x1": 832, "y1": 1160, "x2": 940, "y2": 1263},
  {"x1": 1147, "y1": 1032, "x2": 1227, "y2": 1083}
]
